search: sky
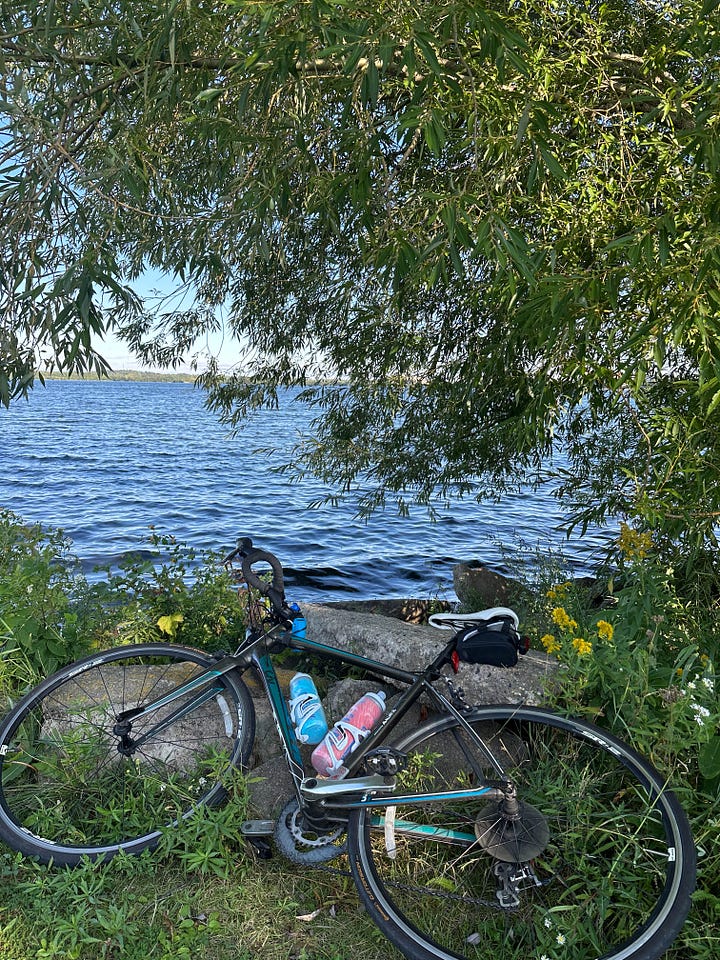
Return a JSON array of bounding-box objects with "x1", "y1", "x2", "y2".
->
[
  {"x1": 96, "y1": 326, "x2": 243, "y2": 373},
  {"x1": 95, "y1": 268, "x2": 245, "y2": 373}
]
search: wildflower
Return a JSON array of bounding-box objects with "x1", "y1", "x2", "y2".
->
[
  {"x1": 572, "y1": 637, "x2": 593, "y2": 656},
  {"x1": 543, "y1": 917, "x2": 553, "y2": 929},
  {"x1": 692, "y1": 704, "x2": 710, "y2": 719},
  {"x1": 540, "y1": 634, "x2": 561, "y2": 654},
  {"x1": 556, "y1": 933, "x2": 567, "y2": 946},
  {"x1": 551, "y1": 607, "x2": 578, "y2": 632},
  {"x1": 618, "y1": 522, "x2": 652, "y2": 560},
  {"x1": 546, "y1": 582, "x2": 570, "y2": 602},
  {"x1": 596, "y1": 620, "x2": 614, "y2": 642},
  {"x1": 687, "y1": 681, "x2": 697, "y2": 691}
]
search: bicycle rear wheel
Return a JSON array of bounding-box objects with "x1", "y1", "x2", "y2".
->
[
  {"x1": 0, "y1": 643, "x2": 255, "y2": 865},
  {"x1": 348, "y1": 705, "x2": 695, "y2": 960}
]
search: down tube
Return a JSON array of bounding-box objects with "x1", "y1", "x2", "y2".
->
[{"x1": 250, "y1": 651, "x2": 306, "y2": 795}]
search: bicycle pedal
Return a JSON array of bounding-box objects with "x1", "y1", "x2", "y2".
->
[
  {"x1": 240, "y1": 819, "x2": 276, "y2": 836},
  {"x1": 365, "y1": 747, "x2": 407, "y2": 776},
  {"x1": 244, "y1": 836, "x2": 273, "y2": 859}
]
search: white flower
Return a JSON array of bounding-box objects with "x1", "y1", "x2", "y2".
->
[
  {"x1": 702, "y1": 677, "x2": 714, "y2": 690},
  {"x1": 692, "y1": 704, "x2": 711, "y2": 718},
  {"x1": 544, "y1": 917, "x2": 553, "y2": 929},
  {"x1": 556, "y1": 933, "x2": 567, "y2": 945},
  {"x1": 687, "y1": 681, "x2": 697, "y2": 691}
]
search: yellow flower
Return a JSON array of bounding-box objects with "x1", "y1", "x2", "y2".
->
[
  {"x1": 546, "y1": 581, "x2": 570, "y2": 602},
  {"x1": 551, "y1": 607, "x2": 578, "y2": 632},
  {"x1": 618, "y1": 522, "x2": 652, "y2": 560},
  {"x1": 540, "y1": 634, "x2": 561, "y2": 654},
  {"x1": 596, "y1": 620, "x2": 614, "y2": 642},
  {"x1": 572, "y1": 637, "x2": 593, "y2": 656}
]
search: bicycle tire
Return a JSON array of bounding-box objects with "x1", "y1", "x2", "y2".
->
[
  {"x1": 348, "y1": 705, "x2": 695, "y2": 960},
  {"x1": 0, "y1": 642, "x2": 255, "y2": 865}
]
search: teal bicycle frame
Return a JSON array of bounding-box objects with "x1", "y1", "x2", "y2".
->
[{"x1": 115, "y1": 621, "x2": 509, "y2": 841}]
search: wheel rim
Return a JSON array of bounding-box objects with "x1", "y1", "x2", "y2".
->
[
  {"x1": 353, "y1": 708, "x2": 692, "y2": 960},
  {"x1": 0, "y1": 646, "x2": 244, "y2": 858}
]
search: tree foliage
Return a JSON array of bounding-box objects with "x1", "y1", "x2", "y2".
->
[{"x1": 1, "y1": 1, "x2": 720, "y2": 566}]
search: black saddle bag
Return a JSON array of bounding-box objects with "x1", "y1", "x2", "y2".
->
[{"x1": 455, "y1": 616, "x2": 529, "y2": 668}]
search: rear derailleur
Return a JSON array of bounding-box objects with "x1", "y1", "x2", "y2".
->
[{"x1": 493, "y1": 861, "x2": 547, "y2": 909}]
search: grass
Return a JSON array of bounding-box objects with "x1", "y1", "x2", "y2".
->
[{"x1": 0, "y1": 843, "x2": 400, "y2": 960}]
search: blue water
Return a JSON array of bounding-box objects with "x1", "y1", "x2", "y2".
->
[{"x1": 0, "y1": 380, "x2": 609, "y2": 601}]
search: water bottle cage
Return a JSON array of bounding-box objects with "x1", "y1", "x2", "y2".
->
[
  {"x1": 288, "y1": 688, "x2": 329, "y2": 745},
  {"x1": 289, "y1": 694, "x2": 324, "y2": 722},
  {"x1": 322, "y1": 721, "x2": 368, "y2": 774}
]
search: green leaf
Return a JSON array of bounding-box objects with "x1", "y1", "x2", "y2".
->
[
  {"x1": 414, "y1": 31, "x2": 443, "y2": 77},
  {"x1": 699, "y1": 735, "x2": 720, "y2": 780},
  {"x1": 157, "y1": 613, "x2": 185, "y2": 637},
  {"x1": 538, "y1": 146, "x2": 566, "y2": 180}
]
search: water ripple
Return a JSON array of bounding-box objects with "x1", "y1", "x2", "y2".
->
[{"x1": 0, "y1": 380, "x2": 612, "y2": 601}]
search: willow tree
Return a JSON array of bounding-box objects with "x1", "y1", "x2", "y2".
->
[{"x1": 2, "y1": 1, "x2": 719, "y2": 566}]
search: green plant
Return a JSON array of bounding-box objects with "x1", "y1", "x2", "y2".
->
[
  {"x1": 91, "y1": 529, "x2": 246, "y2": 652},
  {"x1": 534, "y1": 528, "x2": 719, "y2": 786},
  {"x1": 0, "y1": 510, "x2": 95, "y2": 679},
  {"x1": 159, "y1": 766, "x2": 252, "y2": 879}
]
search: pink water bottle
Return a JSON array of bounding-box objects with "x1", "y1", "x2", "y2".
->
[{"x1": 311, "y1": 691, "x2": 386, "y2": 778}]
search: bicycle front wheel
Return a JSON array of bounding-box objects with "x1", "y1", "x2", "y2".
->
[
  {"x1": 0, "y1": 643, "x2": 255, "y2": 865},
  {"x1": 348, "y1": 705, "x2": 695, "y2": 960}
]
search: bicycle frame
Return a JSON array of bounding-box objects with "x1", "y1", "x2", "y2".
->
[{"x1": 115, "y1": 622, "x2": 508, "y2": 838}]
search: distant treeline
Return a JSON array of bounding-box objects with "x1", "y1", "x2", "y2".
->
[
  {"x1": 41, "y1": 370, "x2": 197, "y2": 384},
  {"x1": 41, "y1": 371, "x2": 337, "y2": 386}
]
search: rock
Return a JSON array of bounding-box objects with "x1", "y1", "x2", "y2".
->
[
  {"x1": 325, "y1": 598, "x2": 451, "y2": 624},
  {"x1": 324, "y1": 679, "x2": 424, "y2": 741},
  {"x1": 246, "y1": 754, "x2": 295, "y2": 815},
  {"x1": 453, "y1": 561, "x2": 527, "y2": 608},
  {"x1": 303, "y1": 603, "x2": 557, "y2": 708},
  {"x1": 325, "y1": 678, "x2": 388, "y2": 723}
]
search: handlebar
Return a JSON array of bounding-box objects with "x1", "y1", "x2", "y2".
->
[{"x1": 225, "y1": 537, "x2": 288, "y2": 616}]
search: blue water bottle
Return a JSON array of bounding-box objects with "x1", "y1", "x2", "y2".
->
[
  {"x1": 289, "y1": 602, "x2": 307, "y2": 640},
  {"x1": 288, "y1": 673, "x2": 329, "y2": 745}
]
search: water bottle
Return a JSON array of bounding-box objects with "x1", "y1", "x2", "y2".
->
[
  {"x1": 289, "y1": 602, "x2": 307, "y2": 640},
  {"x1": 288, "y1": 673, "x2": 328, "y2": 745},
  {"x1": 311, "y1": 691, "x2": 386, "y2": 778}
]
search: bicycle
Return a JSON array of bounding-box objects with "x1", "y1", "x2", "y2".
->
[{"x1": 0, "y1": 538, "x2": 696, "y2": 960}]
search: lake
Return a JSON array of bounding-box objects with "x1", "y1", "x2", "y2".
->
[{"x1": 0, "y1": 379, "x2": 610, "y2": 602}]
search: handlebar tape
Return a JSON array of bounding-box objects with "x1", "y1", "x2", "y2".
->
[{"x1": 239, "y1": 542, "x2": 286, "y2": 612}]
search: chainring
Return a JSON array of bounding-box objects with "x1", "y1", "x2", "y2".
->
[{"x1": 273, "y1": 798, "x2": 348, "y2": 865}]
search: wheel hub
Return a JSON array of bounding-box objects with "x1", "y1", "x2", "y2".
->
[{"x1": 113, "y1": 718, "x2": 137, "y2": 756}]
